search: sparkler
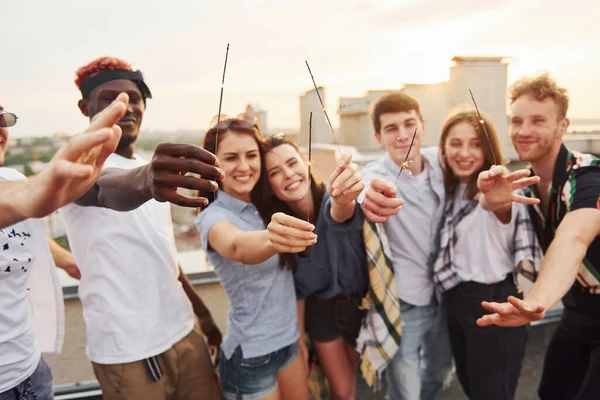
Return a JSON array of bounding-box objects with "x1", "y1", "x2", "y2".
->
[
  {"x1": 393, "y1": 127, "x2": 418, "y2": 185},
  {"x1": 305, "y1": 60, "x2": 342, "y2": 156},
  {"x1": 468, "y1": 89, "x2": 498, "y2": 166},
  {"x1": 214, "y1": 43, "x2": 230, "y2": 155},
  {"x1": 307, "y1": 112, "x2": 313, "y2": 222}
]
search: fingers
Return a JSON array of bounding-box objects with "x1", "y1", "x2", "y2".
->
[
  {"x1": 97, "y1": 125, "x2": 123, "y2": 166},
  {"x1": 154, "y1": 189, "x2": 211, "y2": 208},
  {"x1": 86, "y1": 93, "x2": 129, "y2": 133},
  {"x1": 327, "y1": 155, "x2": 349, "y2": 188},
  {"x1": 331, "y1": 169, "x2": 362, "y2": 197},
  {"x1": 152, "y1": 174, "x2": 219, "y2": 194},
  {"x1": 51, "y1": 159, "x2": 94, "y2": 179},
  {"x1": 364, "y1": 187, "x2": 404, "y2": 215},
  {"x1": 58, "y1": 128, "x2": 114, "y2": 162},
  {"x1": 331, "y1": 164, "x2": 355, "y2": 190},
  {"x1": 337, "y1": 151, "x2": 352, "y2": 167},
  {"x1": 511, "y1": 193, "x2": 541, "y2": 205},
  {"x1": 268, "y1": 213, "x2": 316, "y2": 252},
  {"x1": 480, "y1": 300, "x2": 515, "y2": 315},
  {"x1": 155, "y1": 142, "x2": 220, "y2": 168},
  {"x1": 511, "y1": 176, "x2": 541, "y2": 190},
  {"x1": 362, "y1": 206, "x2": 390, "y2": 223},
  {"x1": 272, "y1": 212, "x2": 316, "y2": 233},
  {"x1": 507, "y1": 169, "x2": 535, "y2": 182},
  {"x1": 507, "y1": 296, "x2": 545, "y2": 317},
  {"x1": 487, "y1": 165, "x2": 507, "y2": 178},
  {"x1": 476, "y1": 313, "x2": 503, "y2": 327},
  {"x1": 268, "y1": 230, "x2": 317, "y2": 250},
  {"x1": 151, "y1": 148, "x2": 225, "y2": 180},
  {"x1": 370, "y1": 178, "x2": 397, "y2": 198}
]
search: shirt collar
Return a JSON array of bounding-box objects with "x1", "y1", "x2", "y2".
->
[
  {"x1": 382, "y1": 149, "x2": 442, "y2": 183},
  {"x1": 213, "y1": 190, "x2": 257, "y2": 214}
]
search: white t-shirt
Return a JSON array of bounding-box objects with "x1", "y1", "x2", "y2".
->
[
  {"x1": 59, "y1": 153, "x2": 194, "y2": 364},
  {"x1": 0, "y1": 168, "x2": 63, "y2": 392},
  {"x1": 452, "y1": 183, "x2": 520, "y2": 284}
]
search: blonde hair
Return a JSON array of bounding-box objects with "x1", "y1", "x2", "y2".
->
[{"x1": 509, "y1": 73, "x2": 569, "y2": 120}]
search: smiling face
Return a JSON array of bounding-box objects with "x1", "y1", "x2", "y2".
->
[
  {"x1": 509, "y1": 95, "x2": 567, "y2": 162},
  {"x1": 443, "y1": 121, "x2": 485, "y2": 183},
  {"x1": 216, "y1": 130, "x2": 262, "y2": 202},
  {"x1": 375, "y1": 111, "x2": 425, "y2": 166},
  {"x1": 265, "y1": 143, "x2": 309, "y2": 203},
  {"x1": 78, "y1": 79, "x2": 145, "y2": 156}
]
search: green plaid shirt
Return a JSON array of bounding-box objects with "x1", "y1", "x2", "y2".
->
[{"x1": 523, "y1": 145, "x2": 600, "y2": 293}]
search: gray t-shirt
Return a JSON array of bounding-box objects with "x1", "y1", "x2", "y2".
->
[
  {"x1": 359, "y1": 147, "x2": 445, "y2": 306},
  {"x1": 195, "y1": 190, "x2": 299, "y2": 359}
]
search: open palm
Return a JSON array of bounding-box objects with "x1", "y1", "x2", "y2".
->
[
  {"x1": 31, "y1": 94, "x2": 128, "y2": 217},
  {"x1": 477, "y1": 165, "x2": 540, "y2": 206}
]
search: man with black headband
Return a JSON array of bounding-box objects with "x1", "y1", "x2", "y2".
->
[{"x1": 59, "y1": 57, "x2": 222, "y2": 399}]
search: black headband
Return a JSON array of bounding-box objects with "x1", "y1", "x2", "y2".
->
[{"x1": 79, "y1": 69, "x2": 152, "y2": 100}]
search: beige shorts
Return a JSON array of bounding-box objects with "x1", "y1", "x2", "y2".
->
[{"x1": 92, "y1": 325, "x2": 221, "y2": 400}]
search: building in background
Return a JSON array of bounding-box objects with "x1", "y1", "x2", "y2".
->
[
  {"x1": 308, "y1": 56, "x2": 516, "y2": 160},
  {"x1": 298, "y1": 87, "x2": 331, "y2": 148},
  {"x1": 245, "y1": 103, "x2": 269, "y2": 134}
]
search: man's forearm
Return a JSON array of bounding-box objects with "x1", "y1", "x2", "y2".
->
[
  {"x1": 525, "y1": 230, "x2": 587, "y2": 310},
  {"x1": 178, "y1": 266, "x2": 211, "y2": 317},
  {"x1": 75, "y1": 166, "x2": 152, "y2": 211},
  {"x1": 0, "y1": 181, "x2": 31, "y2": 228},
  {"x1": 0, "y1": 173, "x2": 61, "y2": 228}
]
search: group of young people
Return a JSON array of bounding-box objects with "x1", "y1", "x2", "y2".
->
[{"x1": 0, "y1": 55, "x2": 598, "y2": 400}]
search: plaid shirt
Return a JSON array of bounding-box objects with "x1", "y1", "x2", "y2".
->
[
  {"x1": 432, "y1": 191, "x2": 542, "y2": 293},
  {"x1": 523, "y1": 145, "x2": 600, "y2": 293}
]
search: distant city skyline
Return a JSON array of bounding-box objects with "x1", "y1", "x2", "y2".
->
[{"x1": 1, "y1": 0, "x2": 599, "y2": 137}]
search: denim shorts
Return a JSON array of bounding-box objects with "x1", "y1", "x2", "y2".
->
[
  {"x1": 219, "y1": 342, "x2": 300, "y2": 400},
  {"x1": 0, "y1": 356, "x2": 53, "y2": 400}
]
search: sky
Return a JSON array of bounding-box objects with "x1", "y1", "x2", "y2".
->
[{"x1": 1, "y1": 0, "x2": 599, "y2": 137}]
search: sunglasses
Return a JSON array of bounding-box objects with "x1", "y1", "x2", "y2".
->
[
  {"x1": 0, "y1": 112, "x2": 18, "y2": 128},
  {"x1": 210, "y1": 112, "x2": 258, "y2": 130}
]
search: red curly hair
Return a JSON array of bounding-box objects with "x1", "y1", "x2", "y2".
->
[{"x1": 74, "y1": 56, "x2": 134, "y2": 89}]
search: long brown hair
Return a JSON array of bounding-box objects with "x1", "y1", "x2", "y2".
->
[
  {"x1": 200, "y1": 117, "x2": 266, "y2": 208},
  {"x1": 438, "y1": 108, "x2": 504, "y2": 200},
  {"x1": 256, "y1": 134, "x2": 325, "y2": 270}
]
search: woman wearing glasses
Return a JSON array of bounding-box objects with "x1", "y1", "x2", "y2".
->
[
  {"x1": 0, "y1": 98, "x2": 127, "y2": 400},
  {"x1": 257, "y1": 134, "x2": 369, "y2": 400},
  {"x1": 195, "y1": 115, "x2": 315, "y2": 400}
]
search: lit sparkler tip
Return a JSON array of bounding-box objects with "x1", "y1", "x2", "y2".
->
[
  {"x1": 479, "y1": 119, "x2": 484, "y2": 124},
  {"x1": 400, "y1": 159, "x2": 412, "y2": 169}
]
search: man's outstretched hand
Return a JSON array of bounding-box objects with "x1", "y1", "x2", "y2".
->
[
  {"x1": 361, "y1": 178, "x2": 404, "y2": 223},
  {"x1": 477, "y1": 165, "x2": 541, "y2": 209},
  {"x1": 477, "y1": 296, "x2": 546, "y2": 328},
  {"x1": 23, "y1": 93, "x2": 128, "y2": 220}
]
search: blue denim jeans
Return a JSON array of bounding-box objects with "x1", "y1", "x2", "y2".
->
[
  {"x1": 219, "y1": 342, "x2": 300, "y2": 400},
  {"x1": 0, "y1": 357, "x2": 53, "y2": 400},
  {"x1": 386, "y1": 299, "x2": 453, "y2": 400}
]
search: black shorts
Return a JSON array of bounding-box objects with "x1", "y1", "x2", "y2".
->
[{"x1": 305, "y1": 292, "x2": 367, "y2": 347}]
